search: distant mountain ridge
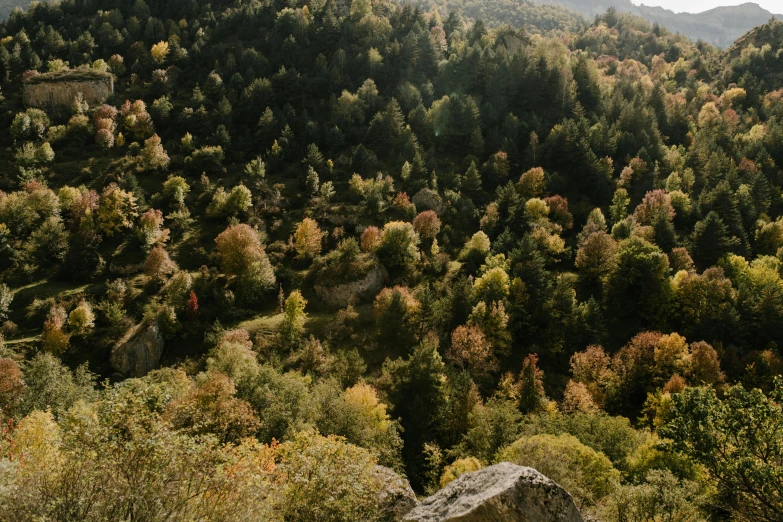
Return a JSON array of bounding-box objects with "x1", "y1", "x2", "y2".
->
[
  {"x1": 533, "y1": 0, "x2": 781, "y2": 47},
  {"x1": 0, "y1": 0, "x2": 28, "y2": 19}
]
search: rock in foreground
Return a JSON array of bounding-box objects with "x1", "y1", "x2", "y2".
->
[
  {"x1": 403, "y1": 462, "x2": 583, "y2": 522},
  {"x1": 374, "y1": 465, "x2": 419, "y2": 520}
]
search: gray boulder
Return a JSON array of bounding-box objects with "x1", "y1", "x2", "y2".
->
[
  {"x1": 374, "y1": 465, "x2": 419, "y2": 520},
  {"x1": 403, "y1": 462, "x2": 583, "y2": 522},
  {"x1": 110, "y1": 320, "x2": 164, "y2": 377}
]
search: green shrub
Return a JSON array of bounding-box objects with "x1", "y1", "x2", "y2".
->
[{"x1": 498, "y1": 433, "x2": 620, "y2": 508}]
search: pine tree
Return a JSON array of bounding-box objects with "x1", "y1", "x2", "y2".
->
[
  {"x1": 463, "y1": 161, "x2": 482, "y2": 194},
  {"x1": 518, "y1": 354, "x2": 546, "y2": 414},
  {"x1": 692, "y1": 212, "x2": 739, "y2": 270}
]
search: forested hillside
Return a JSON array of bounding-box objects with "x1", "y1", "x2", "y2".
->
[{"x1": 1, "y1": 0, "x2": 783, "y2": 520}]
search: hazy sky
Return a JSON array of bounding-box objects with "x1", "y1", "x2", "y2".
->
[{"x1": 631, "y1": 0, "x2": 782, "y2": 14}]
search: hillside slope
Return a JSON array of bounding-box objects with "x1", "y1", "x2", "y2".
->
[{"x1": 2, "y1": 0, "x2": 783, "y2": 520}]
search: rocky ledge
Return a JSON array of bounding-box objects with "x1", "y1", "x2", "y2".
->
[{"x1": 314, "y1": 260, "x2": 385, "y2": 308}]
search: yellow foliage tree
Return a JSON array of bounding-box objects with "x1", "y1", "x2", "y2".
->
[
  {"x1": 293, "y1": 218, "x2": 324, "y2": 259},
  {"x1": 68, "y1": 301, "x2": 95, "y2": 335},
  {"x1": 140, "y1": 133, "x2": 170, "y2": 171},
  {"x1": 440, "y1": 457, "x2": 483, "y2": 488},
  {"x1": 98, "y1": 183, "x2": 138, "y2": 236},
  {"x1": 151, "y1": 41, "x2": 170, "y2": 63}
]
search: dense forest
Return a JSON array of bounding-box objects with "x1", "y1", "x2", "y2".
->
[{"x1": 2, "y1": 0, "x2": 783, "y2": 520}]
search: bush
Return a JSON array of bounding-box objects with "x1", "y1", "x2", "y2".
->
[
  {"x1": 498, "y1": 433, "x2": 620, "y2": 508},
  {"x1": 274, "y1": 431, "x2": 384, "y2": 521},
  {"x1": 185, "y1": 145, "x2": 225, "y2": 175},
  {"x1": 377, "y1": 221, "x2": 420, "y2": 276},
  {"x1": 67, "y1": 301, "x2": 95, "y2": 335},
  {"x1": 11, "y1": 109, "x2": 50, "y2": 141},
  {"x1": 0, "y1": 284, "x2": 13, "y2": 322},
  {"x1": 15, "y1": 142, "x2": 55, "y2": 166},
  {"x1": 597, "y1": 470, "x2": 707, "y2": 522},
  {"x1": 96, "y1": 128, "x2": 114, "y2": 149},
  {"x1": 440, "y1": 457, "x2": 483, "y2": 487},
  {"x1": 215, "y1": 224, "x2": 271, "y2": 277},
  {"x1": 521, "y1": 412, "x2": 643, "y2": 470}
]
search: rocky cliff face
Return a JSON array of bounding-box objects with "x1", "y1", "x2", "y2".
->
[
  {"x1": 314, "y1": 261, "x2": 385, "y2": 308},
  {"x1": 23, "y1": 75, "x2": 114, "y2": 109},
  {"x1": 402, "y1": 462, "x2": 584, "y2": 522},
  {"x1": 110, "y1": 320, "x2": 164, "y2": 378}
]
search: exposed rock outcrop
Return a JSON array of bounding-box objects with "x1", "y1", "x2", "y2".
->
[
  {"x1": 23, "y1": 69, "x2": 114, "y2": 109},
  {"x1": 108, "y1": 261, "x2": 144, "y2": 275},
  {"x1": 110, "y1": 320, "x2": 164, "y2": 377},
  {"x1": 403, "y1": 462, "x2": 583, "y2": 522},
  {"x1": 314, "y1": 261, "x2": 385, "y2": 308},
  {"x1": 374, "y1": 465, "x2": 419, "y2": 521}
]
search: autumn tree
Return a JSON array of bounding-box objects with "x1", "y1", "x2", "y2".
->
[
  {"x1": 165, "y1": 372, "x2": 260, "y2": 443},
  {"x1": 98, "y1": 183, "x2": 138, "y2": 236},
  {"x1": 144, "y1": 245, "x2": 177, "y2": 282},
  {"x1": 517, "y1": 167, "x2": 546, "y2": 198},
  {"x1": 223, "y1": 185, "x2": 253, "y2": 217},
  {"x1": 293, "y1": 218, "x2": 324, "y2": 259},
  {"x1": 0, "y1": 284, "x2": 12, "y2": 323},
  {"x1": 41, "y1": 304, "x2": 69, "y2": 354},
  {"x1": 576, "y1": 231, "x2": 618, "y2": 289},
  {"x1": 561, "y1": 380, "x2": 598, "y2": 413},
  {"x1": 0, "y1": 358, "x2": 24, "y2": 413},
  {"x1": 412, "y1": 210, "x2": 441, "y2": 240},
  {"x1": 162, "y1": 175, "x2": 190, "y2": 209},
  {"x1": 215, "y1": 224, "x2": 268, "y2": 276},
  {"x1": 67, "y1": 301, "x2": 95, "y2": 335},
  {"x1": 137, "y1": 208, "x2": 170, "y2": 250},
  {"x1": 274, "y1": 431, "x2": 383, "y2": 520},
  {"x1": 186, "y1": 291, "x2": 199, "y2": 319},
  {"x1": 671, "y1": 267, "x2": 738, "y2": 342},
  {"x1": 449, "y1": 324, "x2": 496, "y2": 376},
  {"x1": 139, "y1": 134, "x2": 170, "y2": 171},
  {"x1": 360, "y1": 226, "x2": 382, "y2": 252},
  {"x1": 150, "y1": 40, "x2": 169, "y2": 62},
  {"x1": 570, "y1": 345, "x2": 613, "y2": 407},
  {"x1": 316, "y1": 383, "x2": 404, "y2": 469},
  {"x1": 689, "y1": 341, "x2": 723, "y2": 385}
]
